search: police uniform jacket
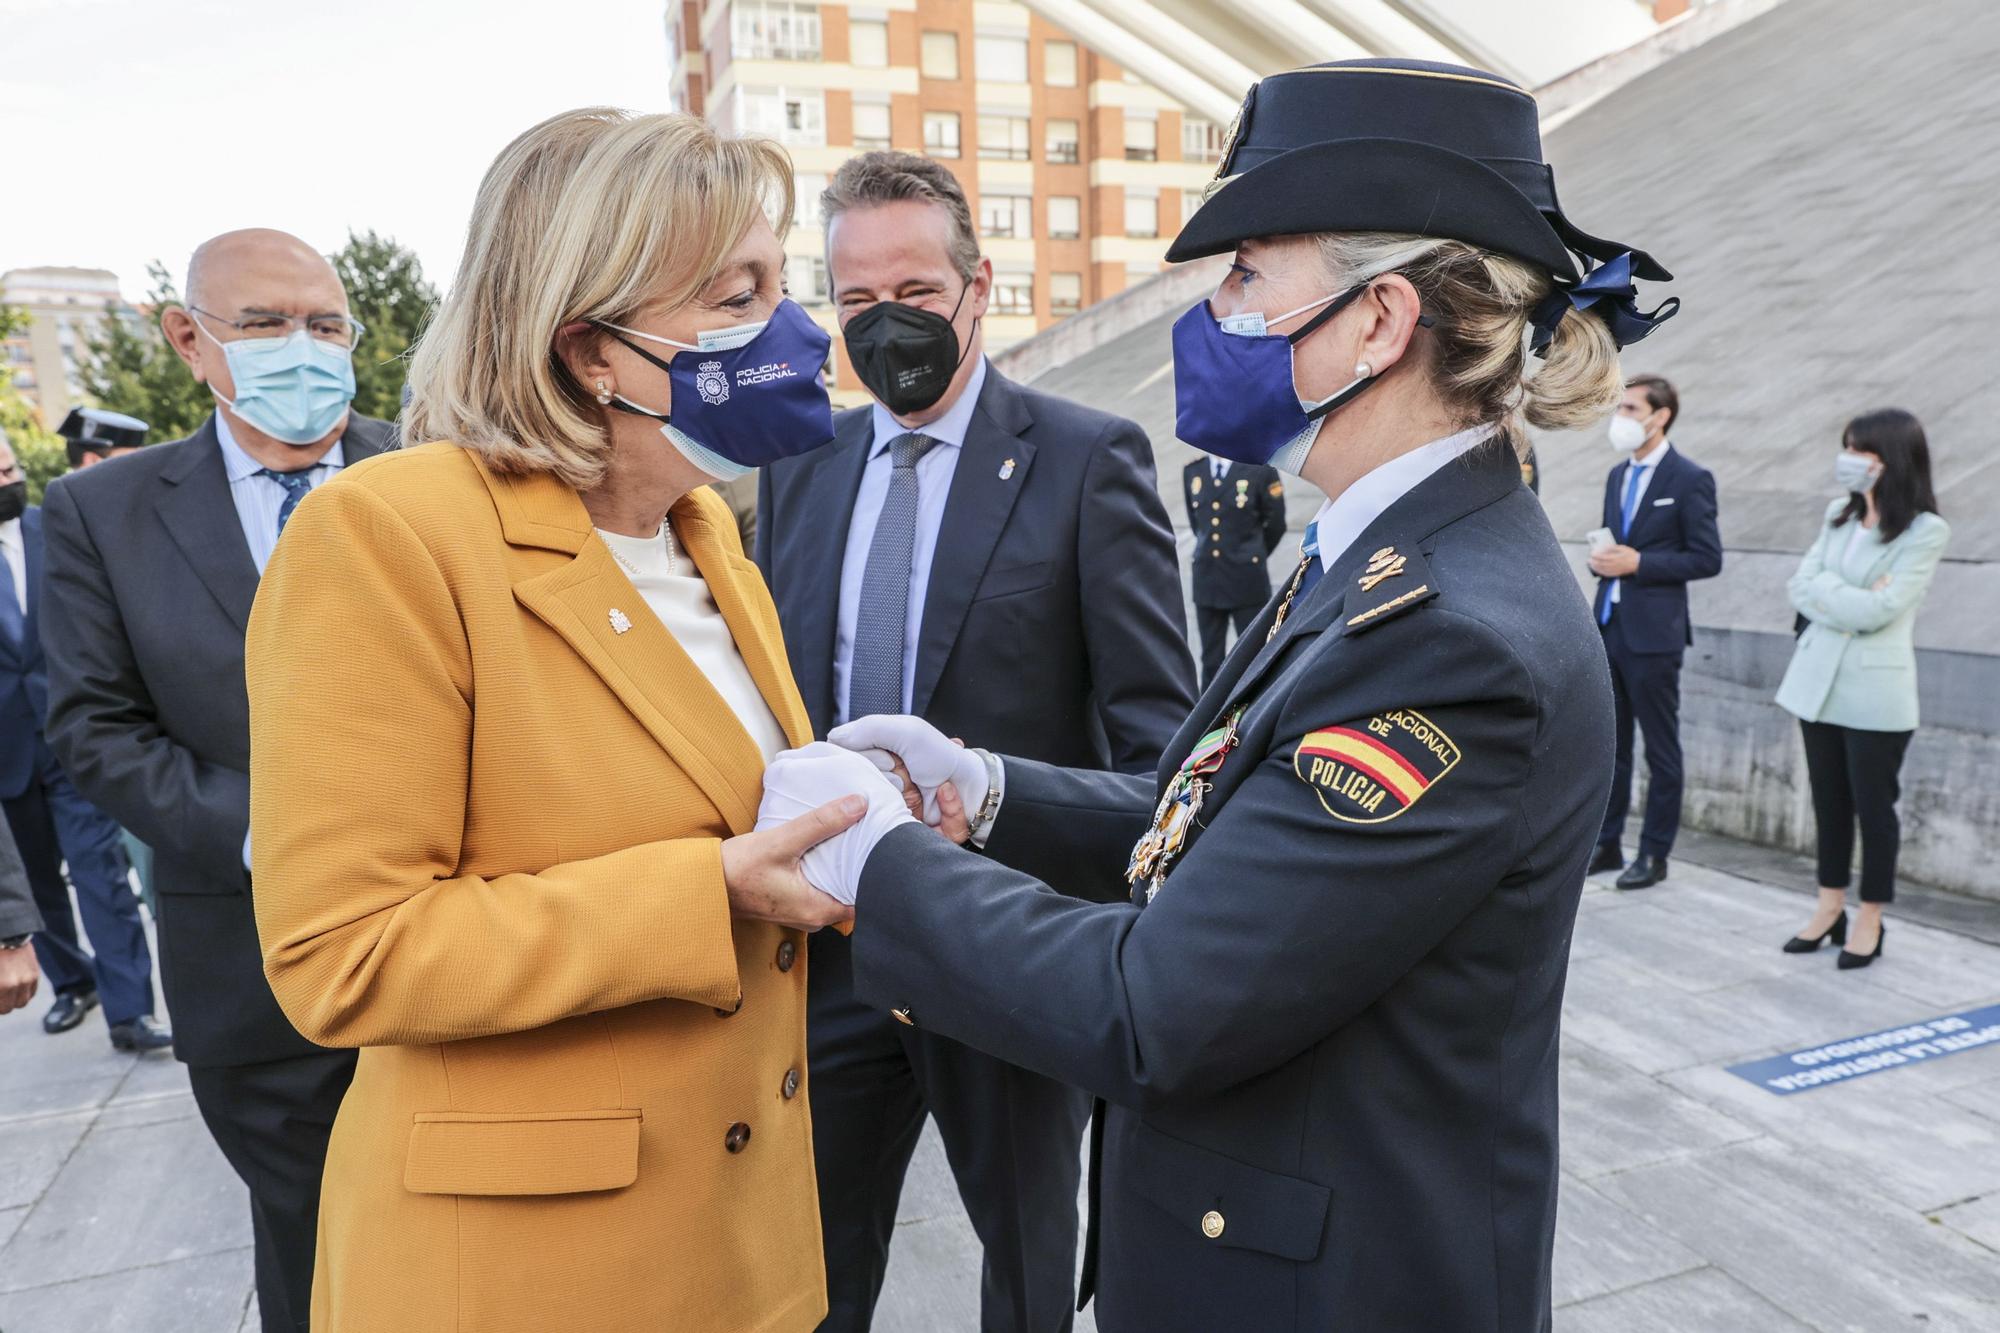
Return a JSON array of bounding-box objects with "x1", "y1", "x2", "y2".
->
[
  {"x1": 848, "y1": 439, "x2": 1615, "y2": 1331},
  {"x1": 244, "y1": 445, "x2": 828, "y2": 1332},
  {"x1": 1184, "y1": 459, "x2": 1287, "y2": 608}
]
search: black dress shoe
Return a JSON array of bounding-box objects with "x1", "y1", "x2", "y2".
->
[
  {"x1": 1837, "y1": 922, "x2": 1885, "y2": 970},
  {"x1": 43, "y1": 989, "x2": 99, "y2": 1034},
  {"x1": 1587, "y1": 843, "x2": 1625, "y2": 875},
  {"x1": 1782, "y1": 912, "x2": 1848, "y2": 953},
  {"x1": 1615, "y1": 855, "x2": 1668, "y2": 890},
  {"x1": 108, "y1": 1015, "x2": 174, "y2": 1053}
]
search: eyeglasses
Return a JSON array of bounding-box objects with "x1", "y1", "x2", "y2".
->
[{"x1": 190, "y1": 306, "x2": 366, "y2": 349}]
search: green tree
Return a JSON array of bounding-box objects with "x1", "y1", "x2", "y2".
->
[
  {"x1": 332, "y1": 229, "x2": 438, "y2": 422},
  {"x1": 78, "y1": 263, "x2": 212, "y2": 442},
  {"x1": 0, "y1": 305, "x2": 67, "y2": 502}
]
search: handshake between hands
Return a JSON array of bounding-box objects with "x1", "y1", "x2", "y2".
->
[{"x1": 724, "y1": 716, "x2": 994, "y2": 932}]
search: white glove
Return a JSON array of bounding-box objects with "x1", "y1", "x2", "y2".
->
[
  {"x1": 756, "y1": 742, "x2": 916, "y2": 905},
  {"x1": 829, "y1": 714, "x2": 991, "y2": 828}
]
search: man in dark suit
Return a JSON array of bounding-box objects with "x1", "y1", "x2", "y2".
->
[
  {"x1": 39, "y1": 229, "x2": 388, "y2": 1333},
  {"x1": 0, "y1": 424, "x2": 167, "y2": 1049},
  {"x1": 0, "y1": 816, "x2": 42, "y2": 1015},
  {"x1": 1184, "y1": 455, "x2": 1286, "y2": 686},
  {"x1": 758, "y1": 152, "x2": 1194, "y2": 1331},
  {"x1": 1587, "y1": 374, "x2": 1722, "y2": 889}
]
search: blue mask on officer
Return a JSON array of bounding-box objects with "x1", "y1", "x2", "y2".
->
[
  {"x1": 198, "y1": 320, "x2": 356, "y2": 446},
  {"x1": 595, "y1": 299, "x2": 834, "y2": 482},
  {"x1": 1171, "y1": 283, "x2": 1379, "y2": 475}
]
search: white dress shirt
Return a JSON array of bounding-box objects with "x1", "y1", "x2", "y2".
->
[
  {"x1": 1308, "y1": 424, "x2": 1497, "y2": 572},
  {"x1": 1608, "y1": 440, "x2": 1671, "y2": 606},
  {"x1": 597, "y1": 523, "x2": 790, "y2": 763},
  {"x1": 832, "y1": 356, "x2": 989, "y2": 726},
  {"x1": 215, "y1": 411, "x2": 346, "y2": 575},
  {"x1": 0, "y1": 516, "x2": 24, "y2": 612}
]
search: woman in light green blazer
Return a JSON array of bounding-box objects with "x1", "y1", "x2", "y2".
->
[{"x1": 1776, "y1": 409, "x2": 1947, "y2": 969}]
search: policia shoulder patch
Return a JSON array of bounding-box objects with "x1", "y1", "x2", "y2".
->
[{"x1": 1294, "y1": 709, "x2": 1461, "y2": 824}]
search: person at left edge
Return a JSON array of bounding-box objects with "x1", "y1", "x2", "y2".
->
[
  {"x1": 0, "y1": 815, "x2": 42, "y2": 1015},
  {"x1": 1185, "y1": 455, "x2": 1286, "y2": 688},
  {"x1": 247, "y1": 109, "x2": 861, "y2": 1332},
  {"x1": 757, "y1": 150, "x2": 1193, "y2": 1333},
  {"x1": 0, "y1": 423, "x2": 166, "y2": 1050},
  {"x1": 38, "y1": 228, "x2": 385, "y2": 1333},
  {"x1": 1586, "y1": 373, "x2": 1722, "y2": 889}
]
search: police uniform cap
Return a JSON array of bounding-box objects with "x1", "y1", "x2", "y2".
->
[{"x1": 56, "y1": 406, "x2": 149, "y2": 452}]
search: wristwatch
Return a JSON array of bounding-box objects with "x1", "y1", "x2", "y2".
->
[
  {"x1": 0, "y1": 934, "x2": 31, "y2": 951},
  {"x1": 971, "y1": 749, "x2": 1005, "y2": 836}
]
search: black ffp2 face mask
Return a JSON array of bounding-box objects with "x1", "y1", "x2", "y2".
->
[
  {"x1": 841, "y1": 284, "x2": 975, "y2": 417},
  {"x1": 0, "y1": 480, "x2": 25, "y2": 525}
]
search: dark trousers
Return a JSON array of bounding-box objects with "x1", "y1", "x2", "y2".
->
[
  {"x1": 188, "y1": 1050, "x2": 357, "y2": 1333},
  {"x1": 1194, "y1": 603, "x2": 1262, "y2": 689},
  {"x1": 1600, "y1": 616, "x2": 1684, "y2": 858},
  {"x1": 3, "y1": 741, "x2": 155, "y2": 1024},
  {"x1": 809, "y1": 928, "x2": 1089, "y2": 1333},
  {"x1": 1799, "y1": 720, "x2": 1913, "y2": 903}
]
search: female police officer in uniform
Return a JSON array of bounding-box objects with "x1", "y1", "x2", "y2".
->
[{"x1": 752, "y1": 58, "x2": 1677, "y2": 1331}]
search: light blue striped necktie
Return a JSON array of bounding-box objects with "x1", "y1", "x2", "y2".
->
[{"x1": 848, "y1": 432, "x2": 937, "y2": 720}]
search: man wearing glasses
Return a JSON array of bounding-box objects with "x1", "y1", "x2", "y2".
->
[{"x1": 37, "y1": 229, "x2": 394, "y2": 1333}]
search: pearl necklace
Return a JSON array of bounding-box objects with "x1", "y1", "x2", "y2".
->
[{"x1": 607, "y1": 521, "x2": 680, "y2": 579}]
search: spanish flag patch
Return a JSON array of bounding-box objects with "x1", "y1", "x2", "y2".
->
[{"x1": 1294, "y1": 709, "x2": 1461, "y2": 824}]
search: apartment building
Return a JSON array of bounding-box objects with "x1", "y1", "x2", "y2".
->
[
  {"x1": 666, "y1": 0, "x2": 1224, "y2": 396},
  {"x1": 1, "y1": 266, "x2": 125, "y2": 424}
]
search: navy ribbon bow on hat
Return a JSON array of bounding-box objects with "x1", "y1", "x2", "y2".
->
[{"x1": 1529, "y1": 251, "x2": 1680, "y2": 356}]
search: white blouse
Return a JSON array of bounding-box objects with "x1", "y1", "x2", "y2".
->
[{"x1": 596, "y1": 522, "x2": 790, "y2": 763}]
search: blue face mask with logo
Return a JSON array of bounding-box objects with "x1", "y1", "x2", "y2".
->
[
  {"x1": 594, "y1": 299, "x2": 834, "y2": 482},
  {"x1": 1172, "y1": 283, "x2": 1393, "y2": 474},
  {"x1": 198, "y1": 320, "x2": 356, "y2": 446}
]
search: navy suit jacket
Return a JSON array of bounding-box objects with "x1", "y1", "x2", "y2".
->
[
  {"x1": 1595, "y1": 446, "x2": 1722, "y2": 654},
  {"x1": 0, "y1": 507, "x2": 49, "y2": 801},
  {"x1": 757, "y1": 365, "x2": 1194, "y2": 774},
  {"x1": 39, "y1": 413, "x2": 395, "y2": 1065}
]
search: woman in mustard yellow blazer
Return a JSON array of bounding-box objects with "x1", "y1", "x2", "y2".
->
[{"x1": 244, "y1": 109, "x2": 884, "y2": 1331}]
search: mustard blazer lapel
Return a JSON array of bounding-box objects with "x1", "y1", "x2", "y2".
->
[{"x1": 484, "y1": 460, "x2": 807, "y2": 835}]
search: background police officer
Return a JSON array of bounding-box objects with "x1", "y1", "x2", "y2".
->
[{"x1": 1184, "y1": 454, "x2": 1285, "y2": 686}]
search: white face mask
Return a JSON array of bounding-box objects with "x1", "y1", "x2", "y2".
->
[
  {"x1": 1834, "y1": 452, "x2": 1880, "y2": 494},
  {"x1": 1608, "y1": 414, "x2": 1649, "y2": 454}
]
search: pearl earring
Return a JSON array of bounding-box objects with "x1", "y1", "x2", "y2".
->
[
  {"x1": 595, "y1": 381, "x2": 612, "y2": 405},
  {"x1": 1355, "y1": 361, "x2": 1373, "y2": 378}
]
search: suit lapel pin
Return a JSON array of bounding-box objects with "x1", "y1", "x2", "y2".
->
[
  {"x1": 1358, "y1": 546, "x2": 1407, "y2": 593},
  {"x1": 999, "y1": 458, "x2": 1017, "y2": 481},
  {"x1": 609, "y1": 607, "x2": 633, "y2": 635}
]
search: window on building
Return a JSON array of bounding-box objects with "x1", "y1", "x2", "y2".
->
[
  {"x1": 1124, "y1": 191, "x2": 1159, "y2": 238},
  {"x1": 978, "y1": 115, "x2": 1031, "y2": 161},
  {"x1": 785, "y1": 255, "x2": 831, "y2": 305},
  {"x1": 1046, "y1": 117, "x2": 1080, "y2": 164},
  {"x1": 1180, "y1": 189, "x2": 1206, "y2": 227},
  {"x1": 853, "y1": 101, "x2": 892, "y2": 150},
  {"x1": 922, "y1": 111, "x2": 962, "y2": 158},
  {"x1": 738, "y1": 86, "x2": 827, "y2": 146},
  {"x1": 979, "y1": 192, "x2": 1033, "y2": 239},
  {"x1": 1182, "y1": 117, "x2": 1224, "y2": 163},
  {"x1": 732, "y1": 1, "x2": 822, "y2": 61},
  {"x1": 1045, "y1": 40, "x2": 1078, "y2": 87},
  {"x1": 794, "y1": 173, "x2": 828, "y2": 227},
  {"x1": 849, "y1": 18, "x2": 889, "y2": 68},
  {"x1": 1125, "y1": 115, "x2": 1158, "y2": 162},
  {"x1": 992, "y1": 271, "x2": 1035, "y2": 315},
  {"x1": 1050, "y1": 272, "x2": 1083, "y2": 314},
  {"x1": 921, "y1": 31, "x2": 959, "y2": 79},
  {"x1": 975, "y1": 34, "x2": 1029, "y2": 84},
  {"x1": 1048, "y1": 195, "x2": 1081, "y2": 240}
]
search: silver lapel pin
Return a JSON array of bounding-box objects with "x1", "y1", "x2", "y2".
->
[
  {"x1": 999, "y1": 458, "x2": 1017, "y2": 480},
  {"x1": 609, "y1": 607, "x2": 633, "y2": 635}
]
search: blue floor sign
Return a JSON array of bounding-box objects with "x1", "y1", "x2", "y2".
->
[{"x1": 1725, "y1": 1003, "x2": 2000, "y2": 1095}]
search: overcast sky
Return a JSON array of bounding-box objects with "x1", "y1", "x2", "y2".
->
[{"x1": 3, "y1": 0, "x2": 676, "y2": 301}]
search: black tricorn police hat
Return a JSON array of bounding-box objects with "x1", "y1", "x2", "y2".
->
[
  {"x1": 56, "y1": 406, "x2": 149, "y2": 452},
  {"x1": 1167, "y1": 58, "x2": 1670, "y2": 286}
]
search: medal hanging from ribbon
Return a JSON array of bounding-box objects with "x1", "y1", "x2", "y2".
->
[{"x1": 1126, "y1": 706, "x2": 1246, "y2": 903}]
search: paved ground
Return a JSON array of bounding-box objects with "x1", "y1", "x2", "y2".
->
[{"x1": 2, "y1": 846, "x2": 1996, "y2": 1331}]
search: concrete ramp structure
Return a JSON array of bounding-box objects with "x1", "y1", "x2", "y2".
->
[{"x1": 997, "y1": 0, "x2": 2000, "y2": 900}]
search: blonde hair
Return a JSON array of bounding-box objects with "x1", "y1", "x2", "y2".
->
[
  {"x1": 405, "y1": 108, "x2": 795, "y2": 490},
  {"x1": 1315, "y1": 233, "x2": 1622, "y2": 447}
]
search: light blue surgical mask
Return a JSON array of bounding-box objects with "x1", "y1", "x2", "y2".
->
[
  {"x1": 198, "y1": 319, "x2": 356, "y2": 446},
  {"x1": 1834, "y1": 452, "x2": 1879, "y2": 494}
]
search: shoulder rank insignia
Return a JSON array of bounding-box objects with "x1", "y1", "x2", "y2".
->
[
  {"x1": 1344, "y1": 545, "x2": 1437, "y2": 634},
  {"x1": 1294, "y1": 710, "x2": 1460, "y2": 824},
  {"x1": 1357, "y1": 546, "x2": 1405, "y2": 592},
  {"x1": 1191, "y1": 475, "x2": 1203, "y2": 495},
  {"x1": 1268, "y1": 481, "x2": 1283, "y2": 498}
]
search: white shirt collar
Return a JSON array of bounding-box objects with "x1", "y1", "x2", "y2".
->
[
  {"x1": 214, "y1": 409, "x2": 346, "y2": 480},
  {"x1": 1310, "y1": 424, "x2": 1497, "y2": 572},
  {"x1": 1629, "y1": 439, "x2": 1673, "y2": 470},
  {"x1": 869, "y1": 357, "x2": 988, "y2": 457},
  {"x1": 0, "y1": 515, "x2": 21, "y2": 555}
]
